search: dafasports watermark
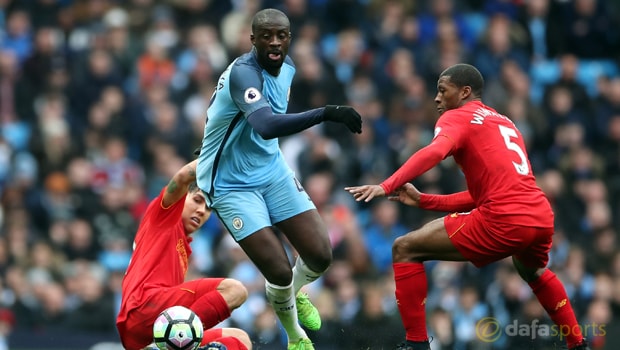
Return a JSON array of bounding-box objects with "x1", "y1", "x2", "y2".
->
[{"x1": 476, "y1": 317, "x2": 606, "y2": 343}]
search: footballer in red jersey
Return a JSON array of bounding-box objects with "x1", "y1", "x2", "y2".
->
[
  {"x1": 345, "y1": 64, "x2": 590, "y2": 350},
  {"x1": 116, "y1": 159, "x2": 252, "y2": 350}
]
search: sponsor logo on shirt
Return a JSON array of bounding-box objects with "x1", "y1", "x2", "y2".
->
[
  {"x1": 244, "y1": 87, "x2": 262, "y2": 104},
  {"x1": 176, "y1": 239, "x2": 188, "y2": 275}
]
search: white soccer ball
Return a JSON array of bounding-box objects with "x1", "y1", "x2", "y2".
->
[{"x1": 153, "y1": 305, "x2": 204, "y2": 350}]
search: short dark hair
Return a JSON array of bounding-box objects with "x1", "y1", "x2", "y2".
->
[
  {"x1": 188, "y1": 182, "x2": 210, "y2": 209},
  {"x1": 188, "y1": 182, "x2": 200, "y2": 194},
  {"x1": 440, "y1": 63, "x2": 484, "y2": 97},
  {"x1": 251, "y1": 8, "x2": 289, "y2": 33}
]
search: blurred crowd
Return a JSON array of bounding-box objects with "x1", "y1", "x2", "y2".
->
[{"x1": 0, "y1": 0, "x2": 620, "y2": 349}]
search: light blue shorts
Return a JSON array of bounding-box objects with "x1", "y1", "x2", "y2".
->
[{"x1": 206, "y1": 174, "x2": 316, "y2": 241}]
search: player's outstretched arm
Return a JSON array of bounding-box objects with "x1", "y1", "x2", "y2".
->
[
  {"x1": 162, "y1": 159, "x2": 198, "y2": 208},
  {"x1": 380, "y1": 136, "x2": 453, "y2": 194},
  {"x1": 247, "y1": 104, "x2": 362, "y2": 139},
  {"x1": 344, "y1": 184, "x2": 386, "y2": 203},
  {"x1": 385, "y1": 184, "x2": 475, "y2": 212},
  {"x1": 387, "y1": 183, "x2": 421, "y2": 207},
  {"x1": 345, "y1": 136, "x2": 453, "y2": 203},
  {"x1": 323, "y1": 105, "x2": 362, "y2": 133},
  {"x1": 418, "y1": 190, "x2": 475, "y2": 212}
]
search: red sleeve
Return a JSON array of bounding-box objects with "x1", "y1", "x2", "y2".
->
[
  {"x1": 419, "y1": 191, "x2": 476, "y2": 212},
  {"x1": 380, "y1": 136, "x2": 454, "y2": 194},
  {"x1": 137, "y1": 187, "x2": 185, "y2": 240}
]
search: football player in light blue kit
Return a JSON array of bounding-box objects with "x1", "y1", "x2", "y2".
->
[{"x1": 196, "y1": 8, "x2": 362, "y2": 350}]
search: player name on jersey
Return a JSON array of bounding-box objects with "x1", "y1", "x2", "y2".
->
[{"x1": 470, "y1": 107, "x2": 512, "y2": 125}]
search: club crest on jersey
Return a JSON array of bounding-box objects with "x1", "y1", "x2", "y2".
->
[
  {"x1": 244, "y1": 87, "x2": 262, "y2": 104},
  {"x1": 232, "y1": 217, "x2": 244, "y2": 230}
]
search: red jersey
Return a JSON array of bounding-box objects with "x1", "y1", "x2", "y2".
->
[
  {"x1": 116, "y1": 187, "x2": 192, "y2": 327},
  {"x1": 382, "y1": 100, "x2": 553, "y2": 228}
]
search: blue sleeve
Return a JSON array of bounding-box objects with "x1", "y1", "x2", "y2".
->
[
  {"x1": 229, "y1": 63, "x2": 271, "y2": 116},
  {"x1": 247, "y1": 106, "x2": 326, "y2": 139}
]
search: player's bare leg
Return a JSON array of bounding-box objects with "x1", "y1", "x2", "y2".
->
[
  {"x1": 276, "y1": 209, "x2": 332, "y2": 289},
  {"x1": 392, "y1": 217, "x2": 467, "y2": 350},
  {"x1": 238, "y1": 227, "x2": 309, "y2": 346},
  {"x1": 277, "y1": 209, "x2": 331, "y2": 332},
  {"x1": 216, "y1": 278, "x2": 248, "y2": 310}
]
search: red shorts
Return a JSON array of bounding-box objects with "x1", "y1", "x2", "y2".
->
[
  {"x1": 444, "y1": 209, "x2": 553, "y2": 268},
  {"x1": 118, "y1": 278, "x2": 224, "y2": 350}
]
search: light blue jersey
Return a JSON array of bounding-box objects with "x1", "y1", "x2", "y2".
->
[
  {"x1": 197, "y1": 50, "x2": 294, "y2": 195},
  {"x1": 196, "y1": 50, "x2": 315, "y2": 241}
]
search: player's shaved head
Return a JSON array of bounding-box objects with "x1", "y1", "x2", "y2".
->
[
  {"x1": 252, "y1": 8, "x2": 290, "y2": 33},
  {"x1": 440, "y1": 63, "x2": 484, "y2": 97}
]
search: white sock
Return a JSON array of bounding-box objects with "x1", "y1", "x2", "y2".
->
[
  {"x1": 265, "y1": 281, "x2": 307, "y2": 342},
  {"x1": 292, "y1": 256, "x2": 322, "y2": 294}
]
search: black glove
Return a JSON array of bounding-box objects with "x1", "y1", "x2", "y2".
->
[{"x1": 324, "y1": 105, "x2": 362, "y2": 134}]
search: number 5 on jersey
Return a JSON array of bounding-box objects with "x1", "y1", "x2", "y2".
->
[{"x1": 498, "y1": 124, "x2": 529, "y2": 175}]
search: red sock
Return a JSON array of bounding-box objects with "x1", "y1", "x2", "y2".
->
[
  {"x1": 393, "y1": 262, "x2": 429, "y2": 342},
  {"x1": 191, "y1": 291, "x2": 231, "y2": 329},
  {"x1": 528, "y1": 269, "x2": 583, "y2": 348}
]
